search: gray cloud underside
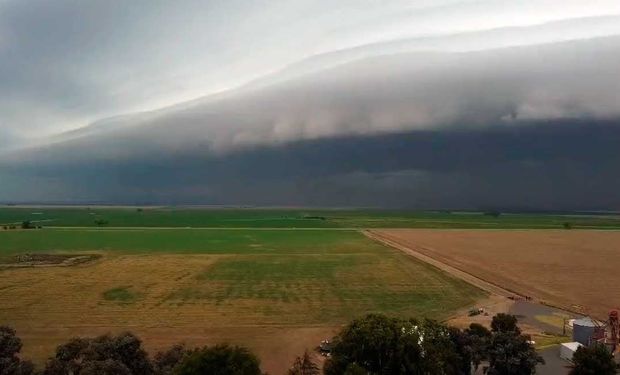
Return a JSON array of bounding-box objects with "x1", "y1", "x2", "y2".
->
[
  {"x1": 2, "y1": 119, "x2": 619, "y2": 209},
  {"x1": 1, "y1": 36, "x2": 619, "y2": 209},
  {"x1": 10, "y1": 35, "x2": 620, "y2": 159},
  {"x1": 1, "y1": 0, "x2": 619, "y2": 139}
]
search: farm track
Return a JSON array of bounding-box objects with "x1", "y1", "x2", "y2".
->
[{"x1": 364, "y1": 230, "x2": 517, "y2": 298}]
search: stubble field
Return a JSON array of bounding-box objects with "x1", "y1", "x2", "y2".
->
[
  {"x1": 371, "y1": 229, "x2": 620, "y2": 319},
  {"x1": 0, "y1": 227, "x2": 483, "y2": 373}
]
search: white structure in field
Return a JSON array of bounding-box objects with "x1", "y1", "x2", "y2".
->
[{"x1": 560, "y1": 342, "x2": 583, "y2": 361}]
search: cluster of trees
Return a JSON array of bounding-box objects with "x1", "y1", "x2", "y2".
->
[
  {"x1": 483, "y1": 211, "x2": 502, "y2": 218},
  {"x1": 2, "y1": 313, "x2": 618, "y2": 375},
  {"x1": 94, "y1": 219, "x2": 109, "y2": 226},
  {"x1": 1, "y1": 327, "x2": 261, "y2": 375},
  {"x1": 323, "y1": 313, "x2": 543, "y2": 375},
  {"x1": 1, "y1": 221, "x2": 39, "y2": 230}
]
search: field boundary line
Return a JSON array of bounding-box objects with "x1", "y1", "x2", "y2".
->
[
  {"x1": 41, "y1": 226, "x2": 358, "y2": 231},
  {"x1": 363, "y1": 230, "x2": 520, "y2": 298}
]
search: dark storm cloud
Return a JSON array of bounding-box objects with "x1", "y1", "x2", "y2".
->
[
  {"x1": 2, "y1": 118, "x2": 619, "y2": 209},
  {"x1": 6, "y1": 35, "x2": 618, "y2": 160}
]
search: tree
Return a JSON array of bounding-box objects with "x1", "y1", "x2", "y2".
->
[
  {"x1": 486, "y1": 332, "x2": 543, "y2": 375},
  {"x1": 173, "y1": 344, "x2": 261, "y2": 375},
  {"x1": 570, "y1": 344, "x2": 618, "y2": 375},
  {"x1": 342, "y1": 363, "x2": 367, "y2": 375},
  {"x1": 288, "y1": 351, "x2": 319, "y2": 375},
  {"x1": 465, "y1": 323, "x2": 491, "y2": 372},
  {"x1": 491, "y1": 313, "x2": 521, "y2": 335},
  {"x1": 421, "y1": 320, "x2": 471, "y2": 375},
  {"x1": 0, "y1": 326, "x2": 34, "y2": 375},
  {"x1": 447, "y1": 326, "x2": 474, "y2": 375},
  {"x1": 323, "y1": 314, "x2": 423, "y2": 375},
  {"x1": 79, "y1": 359, "x2": 132, "y2": 375},
  {"x1": 153, "y1": 344, "x2": 195, "y2": 375},
  {"x1": 324, "y1": 314, "x2": 469, "y2": 375},
  {"x1": 43, "y1": 332, "x2": 153, "y2": 375}
]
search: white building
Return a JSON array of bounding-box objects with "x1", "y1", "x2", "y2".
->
[{"x1": 560, "y1": 342, "x2": 583, "y2": 361}]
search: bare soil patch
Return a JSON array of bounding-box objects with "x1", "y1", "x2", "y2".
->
[
  {"x1": 369, "y1": 229, "x2": 620, "y2": 319},
  {"x1": 0, "y1": 253, "x2": 101, "y2": 268}
]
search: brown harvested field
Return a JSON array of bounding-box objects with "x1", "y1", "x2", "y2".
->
[
  {"x1": 0, "y1": 255, "x2": 337, "y2": 373},
  {"x1": 369, "y1": 229, "x2": 620, "y2": 319}
]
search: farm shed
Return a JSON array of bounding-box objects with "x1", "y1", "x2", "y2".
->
[{"x1": 560, "y1": 342, "x2": 583, "y2": 361}]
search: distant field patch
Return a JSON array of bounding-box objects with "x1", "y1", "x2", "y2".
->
[
  {"x1": 103, "y1": 286, "x2": 142, "y2": 303},
  {"x1": 0, "y1": 228, "x2": 367, "y2": 256},
  {"x1": 1, "y1": 207, "x2": 618, "y2": 229}
]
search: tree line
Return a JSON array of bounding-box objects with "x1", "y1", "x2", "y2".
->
[{"x1": 1, "y1": 313, "x2": 616, "y2": 375}]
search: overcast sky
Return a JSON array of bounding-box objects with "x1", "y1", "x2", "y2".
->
[
  {"x1": 1, "y1": 1, "x2": 619, "y2": 208},
  {"x1": 1, "y1": 0, "x2": 619, "y2": 140}
]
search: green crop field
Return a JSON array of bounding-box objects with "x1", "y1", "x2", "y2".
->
[
  {"x1": 0, "y1": 228, "x2": 366, "y2": 256},
  {"x1": 1, "y1": 206, "x2": 619, "y2": 229}
]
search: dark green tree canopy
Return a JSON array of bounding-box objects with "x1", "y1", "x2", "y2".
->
[
  {"x1": 0, "y1": 326, "x2": 34, "y2": 375},
  {"x1": 324, "y1": 314, "x2": 471, "y2": 375},
  {"x1": 0, "y1": 326, "x2": 23, "y2": 359},
  {"x1": 491, "y1": 313, "x2": 521, "y2": 335},
  {"x1": 467, "y1": 323, "x2": 492, "y2": 339},
  {"x1": 570, "y1": 344, "x2": 618, "y2": 375},
  {"x1": 465, "y1": 323, "x2": 491, "y2": 372},
  {"x1": 43, "y1": 332, "x2": 153, "y2": 375},
  {"x1": 153, "y1": 344, "x2": 195, "y2": 375},
  {"x1": 324, "y1": 314, "x2": 422, "y2": 374},
  {"x1": 173, "y1": 344, "x2": 261, "y2": 375},
  {"x1": 288, "y1": 350, "x2": 320, "y2": 375},
  {"x1": 486, "y1": 332, "x2": 543, "y2": 375}
]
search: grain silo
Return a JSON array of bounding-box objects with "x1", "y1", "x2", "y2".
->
[{"x1": 572, "y1": 317, "x2": 604, "y2": 345}]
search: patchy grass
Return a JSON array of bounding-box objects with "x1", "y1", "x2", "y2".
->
[
  {"x1": 0, "y1": 251, "x2": 483, "y2": 325},
  {"x1": 533, "y1": 333, "x2": 572, "y2": 349},
  {"x1": 103, "y1": 286, "x2": 141, "y2": 303},
  {"x1": 534, "y1": 313, "x2": 571, "y2": 329}
]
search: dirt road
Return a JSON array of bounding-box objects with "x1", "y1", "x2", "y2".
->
[
  {"x1": 364, "y1": 230, "x2": 517, "y2": 298},
  {"x1": 366, "y1": 229, "x2": 620, "y2": 319}
]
